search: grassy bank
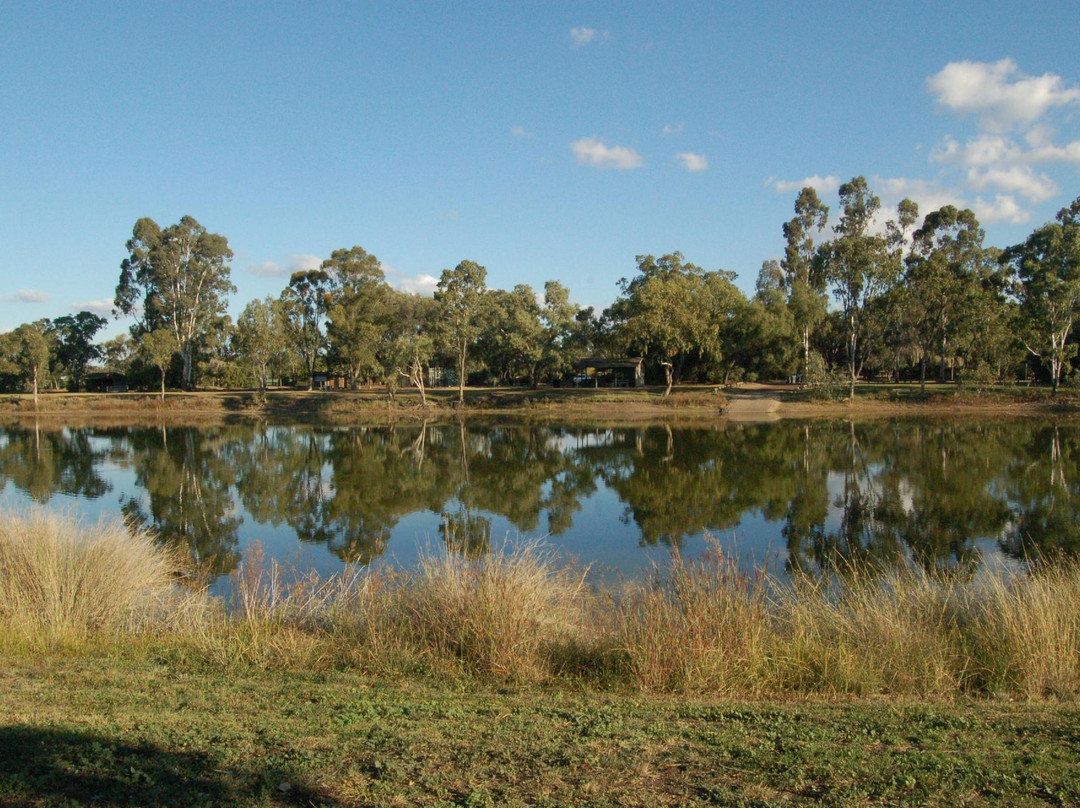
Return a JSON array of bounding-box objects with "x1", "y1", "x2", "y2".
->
[
  {"x1": 5, "y1": 513, "x2": 1080, "y2": 805},
  {"x1": 4, "y1": 659, "x2": 1079, "y2": 807},
  {"x1": 2, "y1": 382, "x2": 1079, "y2": 426}
]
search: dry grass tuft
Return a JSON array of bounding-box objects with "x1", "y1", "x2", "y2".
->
[
  {"x1": 400, "y1": 539, "x2": 589, "y2": 680},
  {"x1": 613, "y1": 538, "x2": 769, "y2": 691},
  {"x1": 769, "y1": 567, "x2": 965, "y2": 696},
  {"x1": 0, "y1": 510, "x2": 182, "y2": 642}
]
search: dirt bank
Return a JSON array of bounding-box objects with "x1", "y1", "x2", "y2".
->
[{"x1": 1, "y1": 383, "x2": 1078, "y2": 426}]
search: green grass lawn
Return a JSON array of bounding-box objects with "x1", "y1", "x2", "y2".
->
[{"x1": 2, "y1": 656, "x2": 1078, "y2": 807}]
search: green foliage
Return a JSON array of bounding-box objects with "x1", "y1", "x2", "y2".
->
[
  {"x1": 324, "y1": 245, "x2": 389, "y2": 388},
  {"x1": 279, "y1": 268, "x2": 332, "y2": 388},
  {"x1": 233, "y1": 297, "x2": 291, "y2": 389},
  {"x1": 2, "y1": 322, "x2": 52, "y2": 402},
  {"x1": 116, "y1": 216, "x2": 235, "y2": 389},
  {"x1": 819, "y1": 177, "x2": 915, "y2": 397},
  {"x1": 139, "y1": 329, "x2": 178, "y2": 398},
  {"x1": 781, "y1": 186, "x2": 830, "y2": 370},
  {"x1": 1005, "y1": 197, "x2": 1080, "y2": 392},
  {"x1": 435, "y1": 260, "x2": 488, "y2": 402},
  {"x1": 607, "y1": 252, "x2": 744, "y2": 395},
  {"x1": 47, "y1": 311, "x2": 107, "y2": 391},
  {"x1": 803, "y1": 351, "x2": 848, "y2": 399}
]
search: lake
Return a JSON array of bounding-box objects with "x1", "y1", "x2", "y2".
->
[{"x1": 1, "y1": 418, "x2": 1076, "y2": 589}]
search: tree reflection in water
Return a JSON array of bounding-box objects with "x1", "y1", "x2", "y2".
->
[{"x1": 1, "y1": 419, "x2": 1079, "y2": 580}]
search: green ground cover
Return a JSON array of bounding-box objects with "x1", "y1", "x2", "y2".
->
[{"x1": 2, "y1": 657, "x2": 1079, "y2": 807}]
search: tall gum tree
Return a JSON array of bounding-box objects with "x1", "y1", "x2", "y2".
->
[
  {"x1": 1005, "y1": 195, "x2": 1080, "y2": 393},
  {"x1": 821, "y1": 178, "x2": 915, "y2": 398},
  {"x1": 323, "y1": 246, "x2": 389, "y2": 388},
  {"x1": 47, "y1": 311, "x2": 107, "y2": 391},
  {"x1": 906, "y1": 206, "x2": 986, "y2": 390},
  {"x1": 7, "y1": 322, "x2": 51, "y2": 406},
  {"x1": 435, "y1": 260, "x2": 487, "y2": 404},
  {"x1": 781, "y1": 188, "x2": 830, "y2": 372},
  {"x1": 279, "y1": 269, "x2": 332, "y2": 389},
  {"x1": 115, "y1": 216, "x2": 235, "y2": 389}
]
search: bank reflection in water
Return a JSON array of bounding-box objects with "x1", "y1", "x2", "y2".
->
[{"x1": 1, "y1": 419, "x2": 1078, "y2": 581}]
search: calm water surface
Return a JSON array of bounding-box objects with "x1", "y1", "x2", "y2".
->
[{"x1": 1, "y1": 419, "x2": 1077, "y2": 590}]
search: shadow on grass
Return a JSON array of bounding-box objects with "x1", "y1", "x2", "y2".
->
[{"x1": 0, "y1": 725, "x2": 336, "y2": 807}]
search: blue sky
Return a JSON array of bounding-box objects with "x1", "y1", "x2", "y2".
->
[{"x1": 2, "y1": 1, "x2": 1079, "y2": 338}]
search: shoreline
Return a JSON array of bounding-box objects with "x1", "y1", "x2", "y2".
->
[{"x1": 1, "y1": 383, "x2": 1078, "y2": 425}]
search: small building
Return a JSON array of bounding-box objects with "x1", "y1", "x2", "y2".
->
[
  {"x1": 571, "y1": 358, "x2": 646, "y2": 388},
  {"x1": 84, "y1": 372, "x2": 128, "y2": 393},
  {"x1": 311, "y1": 373, "x2": 349, "y2": 390}
]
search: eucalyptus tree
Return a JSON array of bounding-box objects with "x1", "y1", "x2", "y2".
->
[
  {"x1": 140, "y1": 328, "x2": 178, "y2": 400},
  {"x1": 47, "y1": 311, "x2": 107, "y2": 391},
  {"x1": 279, "y1": 268, "x2": 332, "y2": 389},
  {"x1": 540, "y1": 280, "x2": 582, "y2": 383},
  {"x1": 98, "y1": 334, "x2": 135, "y2": 373},
  {"x1": 1005, "y1": 196, "x2": 1080, "y2": 392},
  {"x1": 435, "y1": 260, "x2": 488, "y2": 403},
  {"x1": 476, "y1": 284, "x2": 545, "y2": 385},
  {"x1": 733, "y1": 260, "x2": 798, "y2": 381},
  {"x1": 115, "y1": 216, "x2": 235, "y2": 389},
  {"x1": 323, "y1": 246, "x2": 390, "y2": 388},
  {"x1": 607, "y1": 252, "x2": 742, "y2": 396},
  {"x1": 3, "y1": 322, "x2": 51, "y2": 405},
  {"x1": 781, "y1": 187, "x2": 830, "y2": 370},
  {"x1": 234, "y1": 296, "x2": 288, "y2": 389},
  {"x1": 905, "y1": 206, "x2": 988, "y2": 389},
  {"x1": 381, "y1": 290, "x2": 437, "y2": 404},
  {"x1": 820, "y1": 178, "x2": 916, "y2": 398}
]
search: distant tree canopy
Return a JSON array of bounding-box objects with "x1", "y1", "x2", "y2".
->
[{"x1": 8, "y1": 190, "x2": 1080, "y2": 397}]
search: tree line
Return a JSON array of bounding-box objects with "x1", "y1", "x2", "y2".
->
[{"x1": 3, "y1": 180, "x2": 1079, "y2": 398}]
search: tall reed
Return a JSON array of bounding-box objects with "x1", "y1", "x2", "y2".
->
[{"x1": 959, "y1": 561, "x2": 1080, "y2": 697}]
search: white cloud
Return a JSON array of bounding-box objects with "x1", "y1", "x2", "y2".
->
[
  {"x1": 571, "y1": 137, "x2": 644, "y2": 170},
  {"x1": 966, "y1": 164, "x2": 1058, "y2": 203},
  {"x1": 772, "y1": 174, "x2": 841, "y2": 195},
  {"x1": 248, "y1": 260, "x2": 285, "y2": 278},
  {"x1": 2, "y1": 289, "x2": 51, "y2": 304},
  {"x1": 928, "y1": 58, "x2": 1080, "y2": 132},
  {"x1": 569, "y1": 27, "x2": 603, "y2": 47},
  {"x1": 1029, "y1": 138, "x2": 1080, "y2": 167},
  {"x1": 397, "y1": 273, "x2": 439, "y2": 297},
  {"x1": 288, "y1": 254, "x2": 323, "y2": 273},
  {"x1": 248, "y1": 254, "x2": 323, "y2": 278},
  {"x1": 874, "y1": 177, "x2": 965, "y2": 218},
  {"x1": 973, "y1": 194, "x2": 1030, "y2": 224},
  {"x1": 70, "y1": 299, "x2": 114, "y2": 317},
  {"x1": 662, "y1": 123, "x2": 683, "y2": 136},
  {"x1": 675, "y1": 152, "x2": 708, "y2": 172},
  {"x1": 510, "y1": 125, "x2": 529, "y2": 138}
]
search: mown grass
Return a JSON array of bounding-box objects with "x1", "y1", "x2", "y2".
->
[{"x1": 2, "y1": 659, "x2": 1079, "y2": 807}]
